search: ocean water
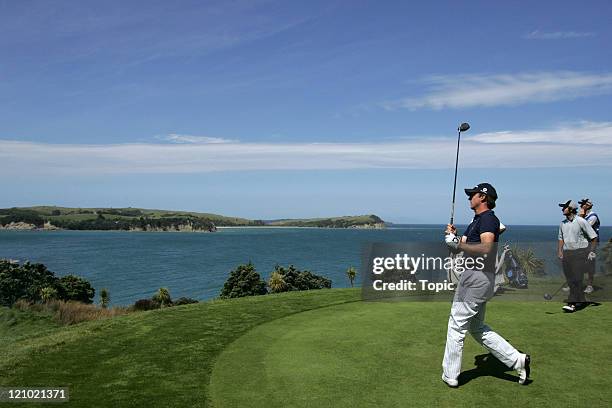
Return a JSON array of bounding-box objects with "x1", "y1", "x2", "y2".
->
[{"x1": 1, "y1": 225, "x2": 608, "y2": 305}]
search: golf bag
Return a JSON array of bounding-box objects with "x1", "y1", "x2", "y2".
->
[{"x1": 503, "y1": 247, "x2": 529, "y2": 289}]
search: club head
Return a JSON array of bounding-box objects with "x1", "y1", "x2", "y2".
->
[
  {"x1": 458, "y1": 122, "x2": 470, "y2": 132},
  {"x1": 543, "y1": 293, "x2": 552, "y2": 301}
]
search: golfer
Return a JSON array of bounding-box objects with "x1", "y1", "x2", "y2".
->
[
  {"x1": 558, "y1": 200, "x2": 598, "y2": 312},
  {"x1": 441, "y1": 183, "x2": 530, "y2": 387},
  {"x1": 578, "y1": 198, "x2": 600, "y2": 294}
]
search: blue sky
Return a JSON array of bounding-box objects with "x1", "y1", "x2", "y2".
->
[{"x1": 1, "y1": 0, "x2": 611, "y2": 224}]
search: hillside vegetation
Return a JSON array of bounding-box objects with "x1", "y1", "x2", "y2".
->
[
  {"x1": 0, "y1": 207, "x2": 385, "y2": 230},
  {"x1": 267, "y1": 214, "x2": 384, "y2": 228}
]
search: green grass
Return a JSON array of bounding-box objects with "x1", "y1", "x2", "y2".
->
[
  {"x1": 2, "y1": 289, "x2": 611, "y2": 407},
  {"x1": 0, "y1": 307, "x2": 60, "y2": 343},
  {"x1": 0, "y1": 289, "x2": 360, "y2": 407},
  {"x1": 210, "y1": 300, "x2": 612, "y2": 407}
]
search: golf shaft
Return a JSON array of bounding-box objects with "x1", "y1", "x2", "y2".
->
[
  {"x1": 551, "y1": 282, "x2": 566, "y2": 298},
  {"x1": 450, "y1": 128, "x2": 462, "y2": 225}
]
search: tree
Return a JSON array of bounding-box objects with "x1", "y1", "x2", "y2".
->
[
  {"x1": 220, "y1": 262, "x2": 267, "y2": 298},
  {"x1": 58, "y1": 275, "x2": 95, "y2": 304},
  {"x1": 268, "y1": 271, "x2": 288, "y2": 293},
  {"x1": 0, "y1": 260, "x2": 59, "y2": 306},
  {"x1": 99, "y1": 288, "x2": 110, "y2": 309},
  {"x1": 153, "y1": 287, "x2": 172, "y2": 307},
  {"x1": 346, "y1": 266, "x2": 357, "y2": 287}
]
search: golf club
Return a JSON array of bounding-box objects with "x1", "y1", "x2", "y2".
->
[
  {"x1": 450, "y1": 122, "x2": 470, "y2": 225},
  {"x1": 543, "y1": 282, "x2": 567, "y2": 301}
]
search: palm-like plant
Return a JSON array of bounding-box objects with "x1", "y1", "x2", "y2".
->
[
  {"x1": 153, "y1": 287, "x2": 172, "y2": 307},
  {"x1": 40, "y1": 286, "x2": 58, "y2": 303},
  {"x1": 511, "y1": 245, "x2": 545, "y2": 276},
  {"x1": 268, "y1": 271, "x2": 288, "y2": 293},
  {"x1": 346, "y1": 266, "x2": 357, "y2": 287},
  {"x1": 99, "y1": 288, "x2": 110, "y2": 309}
]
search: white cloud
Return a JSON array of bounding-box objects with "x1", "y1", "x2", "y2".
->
[
  {"x1": 1, "y1": 122, "x2": 610, "y2": 175},
  {"x1": 523, "y1": 30, "x2": 595, "y2": 40},
  {"x1": 384, "y1": 71, "x2": 612, "y2": 110},
  {"x1": 467, "y1": 121, "x2": 612, "y2": 145},
  {"x1": 156, "y1": 134, "x2": 237, "y2": 144}
]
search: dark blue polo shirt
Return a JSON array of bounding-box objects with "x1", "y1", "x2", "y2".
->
[
  {"x1": 464, "y1": 210, "x2": 500, "y2": 243},
  {"x1": 463, "y1": 210, "x2": 500, "y2": 273}
]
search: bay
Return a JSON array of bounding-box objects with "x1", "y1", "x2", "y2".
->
[{"x1": 1, "y1": 225, "x2": 608, "y2": 305}]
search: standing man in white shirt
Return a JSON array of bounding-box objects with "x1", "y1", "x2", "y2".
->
[{"x1": 557, "y1": 200, "x2": 598, "y2": 313}]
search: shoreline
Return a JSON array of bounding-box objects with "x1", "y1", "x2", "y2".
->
[{"x1": 0, "y1": 225, "x2": 376, "y2": 232}]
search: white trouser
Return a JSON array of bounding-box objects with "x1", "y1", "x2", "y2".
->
[{"x1": 442, "y1": 301, "x2": 521, "y2": 380}]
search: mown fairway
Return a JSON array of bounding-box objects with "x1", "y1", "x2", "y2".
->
[
  {"x1": 210, "y1": 300, "x2": 612, "y2": 407},
  {"x1": 2, "y1": 289, "x2": 611, "y2": 407}
]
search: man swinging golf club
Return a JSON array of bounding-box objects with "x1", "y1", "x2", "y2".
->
[{"x1": 441, "y1": 183, "x2": 530, "y2": 387}]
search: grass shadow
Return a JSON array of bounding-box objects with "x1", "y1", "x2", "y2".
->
[{"x1": 458, "y1": 353, "x2": 531, "y2": 386}]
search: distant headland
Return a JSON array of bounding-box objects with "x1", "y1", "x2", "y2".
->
[{"x1": 0, "y1": 206, "x2": 386, "y2": 232}]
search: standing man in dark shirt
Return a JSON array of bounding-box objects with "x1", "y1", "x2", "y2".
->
[
  {"x1": 441, "y1": 183, "x2": 530, "y2": 387},
  {"x1": 578, "y1": 198, "x2": 600, "y2": 294}
]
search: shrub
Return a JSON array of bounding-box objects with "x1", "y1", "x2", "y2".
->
[
  {"x1": 58, "y1": 275, "x2": 95, "y2": 304},
  {"x1": 270, "y1": 265, "x2": 332, "y2": 292},
  {"x1": 133, "y1": 298, "x2": 160, "y2": 311},
  {"x1": 55, "y1": 301, "x2": 128, "y2": 325},
  {"x1": 12, "y1": 299, "x2": 32, "y2": 312},
  {"x1": 12, "y1": 299, "x2": 129, "y2": 325},
  {"x1": 173, "y1": 297, "x2": 199, "y2": 306},
  {"x1": 220, "y1": 262, "x2": 267, "y2": 298}
]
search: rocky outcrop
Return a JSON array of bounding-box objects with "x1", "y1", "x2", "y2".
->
[
  {"x1": 43, "y1": 221, "x2": 61, "y2": 230},
  {"x1": 0, "y1": 221, "x2": 62, "y2": 231},
  {"x1": 128, "y1": 221, "x2": 217, "y2": 232},
  {"x1": 347, "y1": 222, "x2": 386, "y2": 229},
  {"x1": 0, "y1": 222, "x2": 38, "y2": 230}
]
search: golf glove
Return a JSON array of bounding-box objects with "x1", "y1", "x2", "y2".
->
[
  {"x1": 445, "y1": 233, "x2": 460, "y2": 250},
  {"x1": 587, "y1": 251, "x2": 596, "y2": 261}
]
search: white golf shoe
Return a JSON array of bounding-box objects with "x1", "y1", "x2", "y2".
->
[
  {"x1": 584, "y1": 285, "x2": 594, "y2": 294},
  {"x1": 562, "y1": 304, "x2": 576, "y2": 313},
  {"x1": 441, "y1": 374, "x2": 458, "y2": 388},
  {"x1": 515, "y1": 353, "x2": 531, "y2": 385}
]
